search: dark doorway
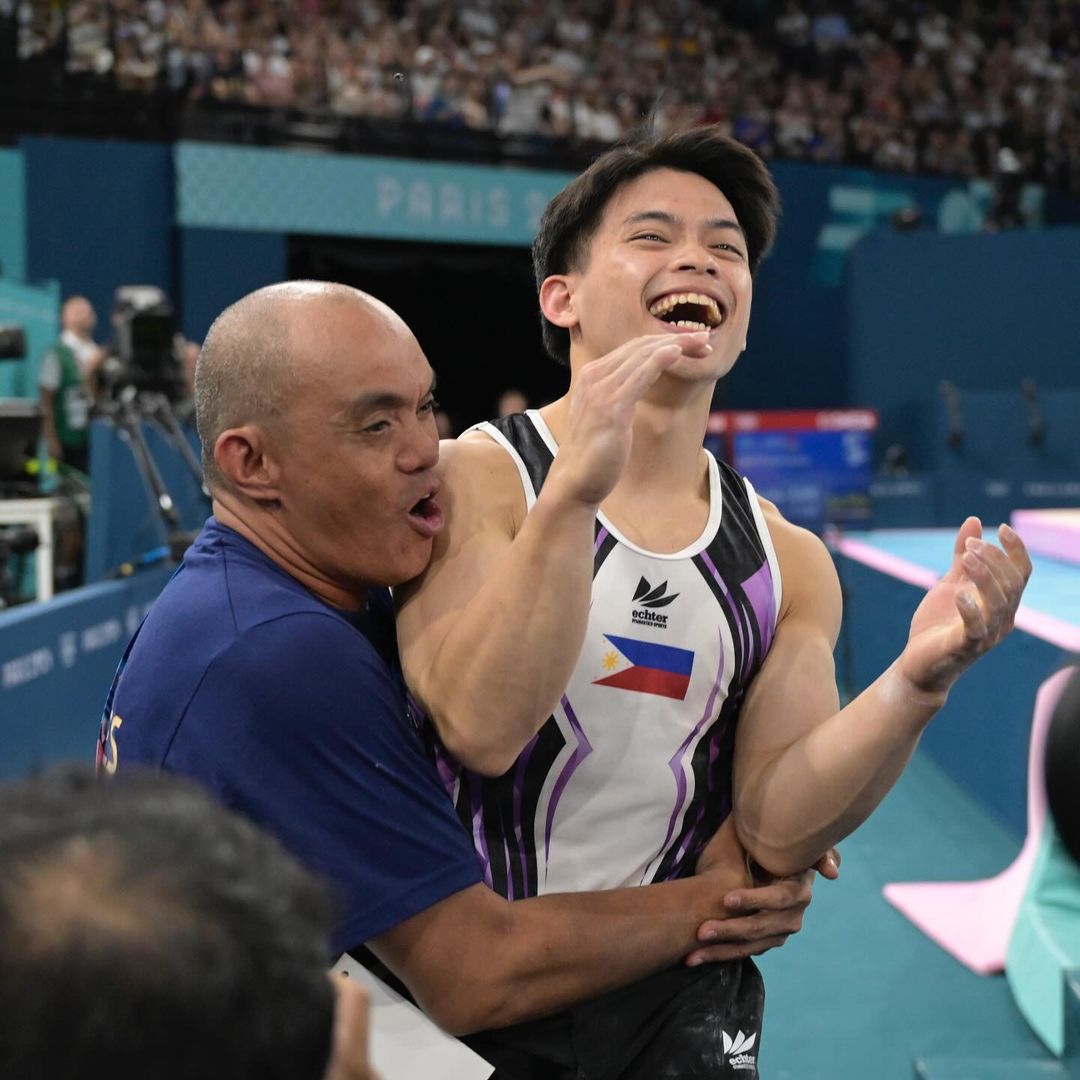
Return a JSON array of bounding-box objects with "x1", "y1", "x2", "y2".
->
[{"x1": 288, "y1": 235, "x2": 568, "y2": 434}]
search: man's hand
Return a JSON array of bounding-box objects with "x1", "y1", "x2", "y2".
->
[
  {"x1": 897, "y1": 518, "x2": 1032, "y2": 700},
  {"x1": 689, "y1": 817, "x2": 839, "y2": 966},
  {"x1": 324, "y1": 974, "x2": 379, "y2": 1080},
  {"x1": 546, "y1": 331, "x2": 712, "y2": 509}
]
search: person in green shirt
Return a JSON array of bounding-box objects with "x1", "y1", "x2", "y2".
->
[{"x1": 38, "y1": 296, "x2": 104, "y2": 475}]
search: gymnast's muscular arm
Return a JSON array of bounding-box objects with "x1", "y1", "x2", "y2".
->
[
  {"x1": 395, "y1": 333, "x2": 710, "y2": 776},
  {"x1": 730, "y1": 507, "x2": 1032, "y2": 878}
]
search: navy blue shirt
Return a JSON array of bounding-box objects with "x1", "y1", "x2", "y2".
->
[{"x1": 99, "y1": 518, "x2": 482, "y2": 956}]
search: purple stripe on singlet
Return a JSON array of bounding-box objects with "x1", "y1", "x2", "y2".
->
[
  {"x1": 502, "y1": 835, "x2": 515, "y2": 899},
  {"x1": 434, "y1": 748, "x2": 458, "y2": 792},
  {"x1": 468, "y1": 775, "x2": 493, "y2": 888},
  {"x1": 543, "y1": 695, "x2": 593, "y2": 874},
  {"x1": 671, "y1": 714, "x2": 730, "y2": 869},
  {"x1": 511, "y1": 732, "x2": 540, "y2": 895},
  {"x1": 700, "y1": 549, "x2": 749, "y2": 677},
  {"x1": 740, "y1": 561, "x2": 777, "y2": 664},
  {"x1": 641, "y1": 631, "x2": 726, "y2": 883},
  {"x1": 593, "y1": 526, "x2": 610, "y2": 554}
]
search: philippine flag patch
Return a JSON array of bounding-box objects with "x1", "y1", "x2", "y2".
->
[{"x1": 593, "y1": 634, "x2": 694, "y2": 700}]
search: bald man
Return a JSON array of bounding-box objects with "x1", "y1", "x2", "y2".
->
[
  {"x1": 100, "y1": 282, "x2": 817, "y2": 1068},
  {"x1": 39, "y1": 296, "x2": 104, "y2": 473}
]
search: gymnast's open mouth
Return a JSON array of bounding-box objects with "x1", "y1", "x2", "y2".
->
[{"x1": 648, "y1": 291, "x2": 726, "y2": 332}]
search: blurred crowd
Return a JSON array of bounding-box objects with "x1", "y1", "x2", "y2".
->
[{"x1": 14, "y1": 0, "x2": 1080, "y2": 194}]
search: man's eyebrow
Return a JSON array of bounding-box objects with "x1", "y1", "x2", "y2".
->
[
  {"x1": 347, "y1": 392, "x2": 406, "y2": 415},
  {"x1": 344, "y1": 375, "x2": 437, "y2": 417},
  {"x1": 704, "y1": 217, "x2": 746, "y2": 237},
  {"x1": 624, "y1": 210, "x2": 681, "y2": 229},
  {"x1": 623, "y1": 211, "x2": 745, "y2": 237}
]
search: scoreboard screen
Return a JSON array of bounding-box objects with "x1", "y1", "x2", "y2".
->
[{"x1": 705, "y1": 410, "x2": 878, "y2": 534}]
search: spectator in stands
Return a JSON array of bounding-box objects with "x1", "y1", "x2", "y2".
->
[
  {"x1": 434, "y1": 408, "x2": 455, "y2": 439},
  {"x1": 39, "y1": 295, "x2": 103, "y2": 475},
  {"x1": 0, "y1": 764, "x2": 375, "y2": 1080},
  {"x1": 13, "y1": 0, "x2": 1080, "y2": 196},
  {"x1": 495, "y1": 387, "x2": 528, "y2": 417}
]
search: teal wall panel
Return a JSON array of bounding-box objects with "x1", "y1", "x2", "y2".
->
[
  {"x1": 848, "y1": 227, "x2": 1080, "y2": 467},
  {"x1": 0, "y1": 278, "x2": 60, "y2": 397},
  {"x1": 0, "y1": 568, "x2": 173, "y2": 778},
  {"x1": 175, "y1": 141, "x2": 572, "y2": 245},
  {"x1": 0, "y1": 147, "x2": 27, "y2": 283},
  {"x1": 23, "y1": 137, "x2": 173, "y2": 337},
  {"x1": 177, "y1": 227, "x2": 287, "y2": 342}
]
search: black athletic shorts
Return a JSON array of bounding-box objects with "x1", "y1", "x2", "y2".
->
[{"x1": 463, "y1": 958, "x2": 764, "y2": 1080}]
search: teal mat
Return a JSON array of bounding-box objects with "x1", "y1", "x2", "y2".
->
[
  {"x1": 758, "y1": 752, "x2": 1053, "y2": 1079},
  {"x1": 840, "y1": 528, "x2": 1080, "y2": 625}
]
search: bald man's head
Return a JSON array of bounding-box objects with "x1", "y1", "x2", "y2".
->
[
  {"x1": 61, "y1": 297, "x2": 95, "y2": 337},
  {"x1": 195, "y1": 281, "x2": 402, "y2": 490}
]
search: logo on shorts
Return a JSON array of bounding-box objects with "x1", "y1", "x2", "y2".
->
[
  {"x1": 631, "y1": 576, "x2": 678, "y2": 629},
  {"x1": 722, "y1": 1029, "x2": 757, "y2": 1072}
]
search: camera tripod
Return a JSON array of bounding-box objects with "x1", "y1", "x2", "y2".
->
[{"x1": 97, "y1": 386, "x2": 209, "y2": 575}]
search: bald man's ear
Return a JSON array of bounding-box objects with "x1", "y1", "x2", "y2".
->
[
  {"x1": 214, "y1": 426, "x2": 282, "y2": 503},
  {"x1": 538, "y1": 275, "x2": 579, "y2": 331}
]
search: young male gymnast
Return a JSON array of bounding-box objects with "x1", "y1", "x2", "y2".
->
[{"x1": 397, "y1": 126, "x2": 1032, "y2": 1077}]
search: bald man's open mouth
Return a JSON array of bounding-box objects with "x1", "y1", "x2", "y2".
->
[{"x1": 407, "y1": 489, "x2": 444, "y2": 538}]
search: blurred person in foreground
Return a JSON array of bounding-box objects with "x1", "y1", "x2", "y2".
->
[
  {"x1": 396, "y1": 126, "x2": 1032, "y2": 1076},
  {"x1": 98, "y1": 281, "x2": 824, "y2": 1078},
  {"x1": 0, "y1": 764, "x2": 374, "y2": 1080}
]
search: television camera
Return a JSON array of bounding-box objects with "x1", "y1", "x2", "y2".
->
[
  {"x1": 98, "y1": 285, "x2": 187, "y2": 404},
  {"x1": 95, "y1": 287, "x2": 207, "y2": 567}
]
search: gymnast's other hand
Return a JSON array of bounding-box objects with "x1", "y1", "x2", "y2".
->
[{"x1": 895, "y1": 517, "x2": 1032, "y2": 702}]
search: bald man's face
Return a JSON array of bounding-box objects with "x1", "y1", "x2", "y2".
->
[
  {"x1": 62, "y1": 299, "x2": 96, "y2": 336},
  {"x1": 266, "y1": 299, "x2": 442, "y2": 593}
]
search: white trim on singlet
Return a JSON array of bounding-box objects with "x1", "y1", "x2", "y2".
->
[
  {"x1": 526, "y1": 409, "x2": 725, "y2": 561},
  {"x1": 464, "y1": 420, "x2": 539, "y2": 511},
  {"x1": 743, "y1": 475, "x2": 784, "y2": 619}
]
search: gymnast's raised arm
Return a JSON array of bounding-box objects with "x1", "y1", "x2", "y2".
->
[
  {"x1": 395, "y1": 332, "x2": 709, "y2": 776},
  {"x1": 730, "y1": 508, "x2": 1032, "y2": 878}
]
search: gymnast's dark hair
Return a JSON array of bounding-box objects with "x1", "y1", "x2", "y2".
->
[
  {"x1": 532, "y1": 126, "x2": 780, "y2": 365},
  {"x1": 0, "y1": 765, "x2": 336, "y2": 1080}
]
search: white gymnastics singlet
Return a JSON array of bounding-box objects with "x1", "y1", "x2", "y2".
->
[{"x1": 427, "y1": 410, "x2": 783, "y2": 898}]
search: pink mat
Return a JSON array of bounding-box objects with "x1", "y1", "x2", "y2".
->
[
  {"x1": 882, "y1": 667, "x2": 1075, "y2": 975},
  {"x1": 1011, "y1": 509, "x2": 1080, "y2": 568}
]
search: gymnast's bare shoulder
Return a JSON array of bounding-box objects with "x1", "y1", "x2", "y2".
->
[
  {"x1": 394, "y1": 431, "x2": 525, "y2": 613},
  {"x1": 754, "y1": 494, "x2": 842, "y2": 629}
]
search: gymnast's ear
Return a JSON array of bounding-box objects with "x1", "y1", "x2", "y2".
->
[{"x1": 539, "y1": 275, "x2": 579, "y2": 331}]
